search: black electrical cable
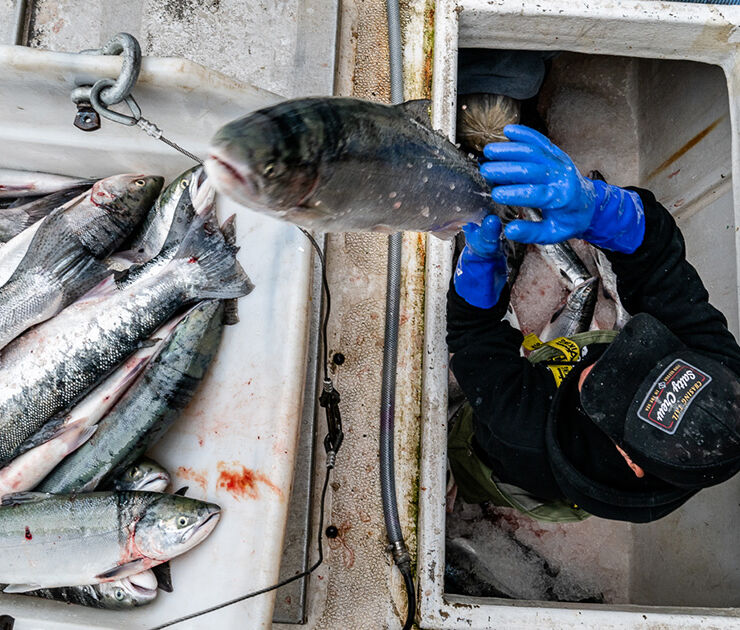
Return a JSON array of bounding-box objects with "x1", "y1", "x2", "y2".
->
[
  {"x1": 147, "y1": 227, "x2": 335, "y2": 630},
  {"x1": 148, "y1": 467, "x2": 331, "y2": 630}
]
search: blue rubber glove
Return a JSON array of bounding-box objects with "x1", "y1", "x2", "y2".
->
[
  {"x1": 454, "y1": 215, "x2": 508, "y2": 309},
  {"x1": 479, "y1": 124, "x2": 645, "y2": 253}
]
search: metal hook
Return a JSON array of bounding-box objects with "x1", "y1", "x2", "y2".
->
[
  {"x1": 71, "y1": 32, "x2": 142, "y2": 108},
  {"x1": 88, "y1": 78, "x2": 141, "y2": 125}
]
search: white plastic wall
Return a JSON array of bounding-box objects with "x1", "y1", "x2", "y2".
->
[
  {"x1": 418, "y1": 1, "x2": 740, "y2": 628},
  {"x1": 0, "y1": 46, "x2": 313, "y2": 630}
]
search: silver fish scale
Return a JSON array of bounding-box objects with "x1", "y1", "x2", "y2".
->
[
  {"x1": 0, "y1": 491, "x2": 154, "y2": 588},
  {"x1": 40, "y1": 300, "x2": 224, "y2": 493},
  {"x1": 0, "y1": 264, "x2": 195, "y2": 466},
  {"x1": 0, "y1": 272, "x2": 64, "y2": 347}
]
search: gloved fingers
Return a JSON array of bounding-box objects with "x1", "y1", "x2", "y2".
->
[
  {"x1": 479, "y1": 161, "x2": 551, "y2": 185},
  {"x1": 502, "y1": 124, "x2": 573, "y2": 164},
  {"x1": 504, "y1": 217, "x2": 573, "y2": 245},
  {"x1": 482, "y1": 141, "x2": 544, "y2": 163},
  {"x1": 503, "y1": 218, "x2": 546, "y2": 244},
  {"x1": 502, "y1": 124, "x2": 558, "y2": 153},
  {"x1": 490, "y1": 183, "x2": 554, "y2": 208},
  {"x1": 479, "y1": 214, "x2": 502, "y2": 242}
]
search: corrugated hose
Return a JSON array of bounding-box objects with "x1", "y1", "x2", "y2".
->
[{"x1": 382, "y1": 1, "x2": 416, "y2": 630}]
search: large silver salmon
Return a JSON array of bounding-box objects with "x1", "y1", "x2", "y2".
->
[
  {"x1": 0, "y1": 491, "x2": 219, "y2": 591},
  {"x1": 39, "y1": 300, "x2": 225, "y2": 493},
  {"x1": 206, "y1": 97, "x2": 507, "y2": 238},
  {"x1": 0, "y1": 174, "x2": 162, "y2": 350},
  {"x1": 0, "y1": 313, "x2": 187, "y2": 496},
  {"x1": 0, "y1": 205, "x2": 251, "y2": 467}
]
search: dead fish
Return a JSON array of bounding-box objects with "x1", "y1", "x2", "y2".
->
[
  {"x1": 0, "y1": 491, "x2": 220, "y2": 591},
  {"x1": 0, "y1": 184, "x2": 92, "y2": 243},
  {"x1": 113, "y1": 458, "x2": 171, "y2": 493},
  {"x1": 0, "y1": 202, "x2": 251, "y2": 468},
  {"x1": 122, "y1": 166, "x2": 213, "y2": 266},
  {"x1": 206, "y1": 97, "x2": 509, "y2": 238},
  {"x1": 19, "y1": 570, "x2": 158, "y2": 609},
  {"x1": 456, "y1": 93, "x2": 521, "y2": 155},
  {"x1": 540, "y1": 277, "x2": 598, "y2": 342},
  {"x1": 0, "y1": 314, "x2": 187, "y2": 495},
  {"x1": 40, "y1": 301, "x2": 225, "y2": 494},
  {"x1": 0, "y1": 174, "x2": 162, "y2": 350},
  {"x1": 0, "y1": 168, "x2": 93, "y2": 198}
]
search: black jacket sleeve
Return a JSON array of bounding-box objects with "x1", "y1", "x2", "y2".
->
[
  {"x1": 606, "y1": 188, "x2": 740, "y2": 376},
  {"x1": 447, "y1": 284, "x2": 563, "y2": 499}
]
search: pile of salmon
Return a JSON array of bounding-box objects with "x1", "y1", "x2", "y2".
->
[{"x1": 0, "y1": 167, "x2": 252, "y2": 609}]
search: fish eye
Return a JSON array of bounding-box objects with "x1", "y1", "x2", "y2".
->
[
  {"x1": 180, "y1": 179, "x2": 189, "y2": 189},
  {"x1": 115, "y1": 589, "x2": 125, "y2": 600},
  {"x1": 135, "y1": 179, "x2": 146, "y2": 187},
  {"x1": 177, "y1": 515, "x2": 189, "y2": 528}
]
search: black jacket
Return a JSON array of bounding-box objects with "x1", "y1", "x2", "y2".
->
[{"x1": 446, "y1": 188, "x2": 740, "y2": 522}]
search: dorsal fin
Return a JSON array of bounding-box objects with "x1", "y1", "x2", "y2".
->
[{"x1": 395, "y1": 99, "x2": 433, "y2": 127}]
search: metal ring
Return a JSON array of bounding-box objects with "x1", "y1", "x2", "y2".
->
[
  {"x1": 89, "y1": 78, "x2": 142, "y2": 125},
  {"x1": 76, "y1": 33, "x2": 141, "y2": 107}
]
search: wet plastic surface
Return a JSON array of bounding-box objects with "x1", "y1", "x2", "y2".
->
[{"x1": 0, "y1": 45, "x2": 312, "y2": 629}]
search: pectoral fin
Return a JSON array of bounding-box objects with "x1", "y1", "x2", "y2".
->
[
  {"x1": 3, "y1": 583, "x2": 42, "y2": 593},
  {"x1": 95, "y1": 559, "x2": 147, "y2": 581}
]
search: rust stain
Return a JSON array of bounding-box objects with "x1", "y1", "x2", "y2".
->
[
  {"x1": 176, "y1": 466, "x2": 208, "y2": 491},
  {"x1": 421, "y1": 2, "x2": 436, "y2": 98},
  {"x1": 216, "y1": 461, "x2": 282, "y2": 500},
  {"x1": 647, "y1": 116, "x2": 724, "y2": 180},
  {"x1": 326, "y1": 520, "x2": 355, "y2": 569}
]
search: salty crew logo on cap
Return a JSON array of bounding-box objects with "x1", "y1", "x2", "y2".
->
[{"x1": 637, "y1": 360, "x2": 711, "y2": 435}]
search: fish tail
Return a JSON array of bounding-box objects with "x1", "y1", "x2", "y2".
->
[{"x1": 174, "y1": 201, "x2": 253, "y2": 300}]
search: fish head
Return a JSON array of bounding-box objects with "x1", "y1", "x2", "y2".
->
[
  {"x1": 116, "y1": 459, "x2": 171, "y2": 493},
  {"x1": 134, "y1": 494, "x2": 221, "y2": 561},
  {"x1": 78, "y1": 174, "x2": 164, "y2": 255},
  {"x1": 158, "y1": 166, "x2": 201, "y2": 212},
  {"x1": 206, "y1": 110, "x2": 321, "y2": 215},
  {"x1": 90, "y1": 174, "x2": 164, "y2": 214},
  {"x1": 98, "y1": 571, "x2": 158, "y2": 608}
]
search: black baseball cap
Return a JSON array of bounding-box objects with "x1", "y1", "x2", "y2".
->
[{"x1": 580, "y1": 313, "x2": 740, "y2": 489}]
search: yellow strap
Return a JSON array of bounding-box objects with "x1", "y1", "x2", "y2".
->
[{"x1": 523, "y1": 333, "x2": 581, "y2": 386}]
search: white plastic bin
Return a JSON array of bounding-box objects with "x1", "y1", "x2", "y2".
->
[
  {"x1": 418, "y1": 2, "x2": 740, "y2": 628},
  {"x1": 0, "y1": 45, "x2": 313, "y2": 630}
]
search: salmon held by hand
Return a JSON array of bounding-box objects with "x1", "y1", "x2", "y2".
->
[{"x1": 206, "y1": 97, "x2": 507, "y2": 237}]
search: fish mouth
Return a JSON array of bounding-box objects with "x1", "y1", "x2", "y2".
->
[
  {"x1": 205, "y1": 152, "x2": 258, "y2": 200},
  {"x1": 139, "y1": 474, "x2": 170, "y2": 492},
  {"x1": 128, "y1": 570, "x2": 158, "y2": 597}
]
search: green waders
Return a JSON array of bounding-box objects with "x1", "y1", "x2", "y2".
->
[{"x1": 447, "y1": 329, "x2": 619, "y2": 523}]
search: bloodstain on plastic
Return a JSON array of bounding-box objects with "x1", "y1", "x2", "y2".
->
[
  {"x1": 216, "y1": 462, "x2": 282, "y2": 500},
  {"x1": 176, "y1": 466, "x2": 208, "y2": 491},
  {"x1": 24, "y1": 527, "x2": 32, "y2": 540}
]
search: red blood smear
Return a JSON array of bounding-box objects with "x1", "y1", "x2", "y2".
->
[
  {"x1": 24, "y1": 527, "x2": 32, "y2": 540},
  {"x1": 217, "y1": 464, "x2": 281, "y2": 500}
]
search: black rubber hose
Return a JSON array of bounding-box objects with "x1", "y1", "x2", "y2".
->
[{"x1": 381, "y1": 1, "x2": 416, "y2": 629}]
